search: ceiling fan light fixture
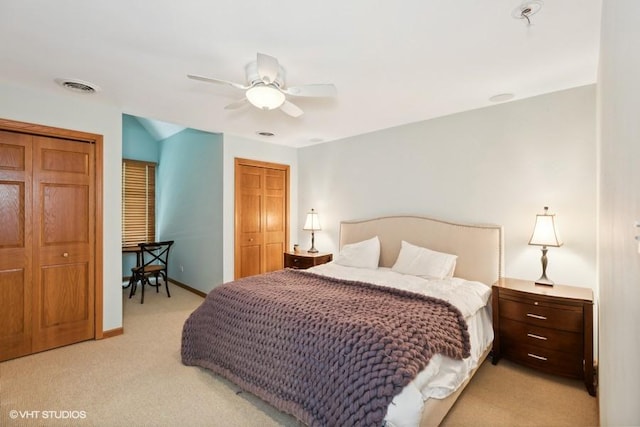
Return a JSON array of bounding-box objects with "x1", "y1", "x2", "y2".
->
[{"x1": 246, "y1": 84, "x2": 285, "y2": 110}]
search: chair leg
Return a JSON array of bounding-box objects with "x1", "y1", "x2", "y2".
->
[
  {"x1": 154, "y1": 273, "x2": 160, "y2": 293},
  {"x1": 123, "y1": 274, "x2": 134, "y2": 289},
  {"x1": 129, "y1": 275, "x2": 137, "y2": 298},
  {"x1": 141, "y1": 276, "x2": 145, "y2": 304},
  {"x1": 162, "y1": 273, "x2": 171, "y2": 298}
]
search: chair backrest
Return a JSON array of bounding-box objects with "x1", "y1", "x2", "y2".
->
[{"x1": 138, "y1": 240, "x2": 174, "y2": 270}]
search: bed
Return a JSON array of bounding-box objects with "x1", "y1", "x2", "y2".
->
[{"x1": 182, "y1": 215, "x2": 504, "y2": 426}]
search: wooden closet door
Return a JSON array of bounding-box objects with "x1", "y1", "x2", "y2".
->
[
  {"x1": 31, "y1": 135, "x2": 95, "y2": 352},
  {"x1": 0, "y1": 131, "x2": 33, "y2": 360},
  {"x1": 236, "y1": 164, "x2": 263, "y2": 278},
  {"x1": 264, "y1": 167, "x2": 287, "y2": 272},
  {"x1": 234, "y1": 159, "x2": 289, "y2": 279}
]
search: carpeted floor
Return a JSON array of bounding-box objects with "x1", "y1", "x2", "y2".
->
[{"x1": 0, "y1": 283, "x2": 598, "y2": 426}]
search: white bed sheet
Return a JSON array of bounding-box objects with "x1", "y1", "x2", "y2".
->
[{"x1": 307, "y1": 263, "x2": 494, "y2": 427}]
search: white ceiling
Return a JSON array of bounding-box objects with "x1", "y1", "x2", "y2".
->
[{"x1": 0, "y1": 1, "x2": 602, "y2": 147}]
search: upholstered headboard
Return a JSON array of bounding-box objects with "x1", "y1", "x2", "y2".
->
[{"x1": 339, "y1": 216, "x2": 504, "y2": 286}]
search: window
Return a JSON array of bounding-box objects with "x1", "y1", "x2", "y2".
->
[{"x1": 122, "y1": 159, "x2": 156, "y2": 246}]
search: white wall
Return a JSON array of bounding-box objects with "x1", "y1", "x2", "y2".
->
[
  {"x1": 598, "y1": 0, "x2": 640, "y2": 424},
  {"x1": 222, "y1": 134, "x2": 299, "y2": 282},
  {"x1": 298, "y1": 85, "x2": 597, "y2": 290},
  {"x1": 0, "y1": 81, "x2": 123, "y2": 332}
]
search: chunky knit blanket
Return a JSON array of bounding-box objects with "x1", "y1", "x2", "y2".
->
[{"x1": 181, "y1": 269, "x2": 470, "y2": 427}]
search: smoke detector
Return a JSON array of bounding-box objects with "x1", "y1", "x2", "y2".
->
[
  {"x1": 55, "y1": 78, "x2": 101, "y2": 94},
  {"x1": 512, "y1": 1, "x2": 543, "y2": 24}
]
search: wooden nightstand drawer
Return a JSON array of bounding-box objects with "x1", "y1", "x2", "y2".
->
[
  {"x1": 284, "y1": 252, "x2": 333, "y2": 269},
  {"x1": 285, "y1": 254, "x2": 315, "y2": 269},
  {"x1": 499, "y1": 297, "x2": 583, "y2": 332},
  {"x1": 502, "y1": 341, "x2": 583, "y2": 378},
  {"x1": 499, "y1": 317, "x2": 582, "y2": 353}
]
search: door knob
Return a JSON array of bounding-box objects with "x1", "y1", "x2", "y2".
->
[{"x1": 62, "y1": 252, "x2": 69, "y2": 257}]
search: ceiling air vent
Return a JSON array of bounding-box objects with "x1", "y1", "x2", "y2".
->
[
  {"x1": 256, "y1": 131, "x2": 275, "y2": 137},
  {"x1": 55, "y1": 78, "x2": 101, "y2": 94}
]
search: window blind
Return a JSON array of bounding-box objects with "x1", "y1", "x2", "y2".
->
[{"x1": 122, "y1": 159, "x2": 156, "y2": 246}]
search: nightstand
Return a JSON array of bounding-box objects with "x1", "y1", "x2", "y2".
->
[
  {"x1": 491, "y1": 277, "x2": 595, "y2": 396},
  {"x1": 284, "y1": 251, "x2": 333, "y2": 269}
]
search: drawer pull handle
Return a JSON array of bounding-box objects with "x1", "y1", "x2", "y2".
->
[
  {"x1": 527, "y1": 333, "x2": 548, "y2": 340},
  {"x1": 527, "y1": 313, "x2": 547, "y2": 320},
  {"x1": 527, "y1": 353, "x2": 548, "y2": 361}
]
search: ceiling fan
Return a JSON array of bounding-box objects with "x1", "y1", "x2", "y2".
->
[{"x1": 187, "y1": 52, "x2": 337, "y2": 118}]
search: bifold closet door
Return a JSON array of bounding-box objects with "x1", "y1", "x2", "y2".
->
[
  {"x1": 31, "y1": 135, "x2": 95, "y2": 353},
  {"x1": 0, "y1": 131, "x2": 95, "y2": 361},
  {"x1": 0, "y1": 131, "x2": 34, "y2": 361},
  {"x1": 234, "y1": 159, "x2": 289, "y2": 279}
]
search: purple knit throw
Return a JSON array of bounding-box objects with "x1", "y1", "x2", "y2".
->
[{"x1": 181, "y1": 269, "x2": 470, "y2": 427}]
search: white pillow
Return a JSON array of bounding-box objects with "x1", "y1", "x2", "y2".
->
[
  {"x1": 333, "y1": 236, "x2": 380, "y2": 269},
  {"x1": 391, "y1": 240, "x2": 457, "y2": 280}
]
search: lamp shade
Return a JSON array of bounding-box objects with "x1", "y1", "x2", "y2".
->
[
  {"x1": 528, "y1": 206, "x2": 563, "y2": 247},
  {"x1": 246, "y1": 84, "x2": 285, "y2": 110},
  {"x1": 303, "y1": 209, "x2": 321, "y2": 231}
]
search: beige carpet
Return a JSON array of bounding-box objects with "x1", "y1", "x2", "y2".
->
[
  {"x1": 441, "y1": 358, "x2": 599, "y2": 427},
  {"x1": 1, "y1": 283, "x2": 598, "y2": 426}
]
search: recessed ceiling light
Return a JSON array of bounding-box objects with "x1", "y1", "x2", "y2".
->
[
  {"x1": 256, "y1": 131, "x2": 275, "y2": 137},
  {"x1": 489, "y1": 93, "x2": 515, "y2": 103},
  {"x1": 55, "y1": 78, "x2": 101, "y2": 94}
]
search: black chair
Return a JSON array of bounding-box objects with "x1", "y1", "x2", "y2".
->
[{"x1": 129, "y1": 240, "x2": 174, "y2": 304}]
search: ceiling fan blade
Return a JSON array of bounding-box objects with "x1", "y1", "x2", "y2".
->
[
  {"x1": 279, "y1": 100, "x2": 304, "y2": 118},
  {"x1": 224, "y1": 98, "x2": 249, "y2": 110},
  {"x1": 187, "y1": 74, "x2": 248, "y2": 90},
  {"x1": 256, "y1": 53, "x2": 279, "y2": 84},
  {"x1": 282, "y1": 83, "x2": 337, "y2": 98}
]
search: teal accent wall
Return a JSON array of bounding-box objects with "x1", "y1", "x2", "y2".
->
[
  {"x1": 158, "y1": 128, "x2": 224, "y2": 293},
  {"x1": 122, "y1": 114, "x2": 160, "y2": 277},
  {"x1": 121, "y1": 114, "x2": 224, "y2": 293},
  {"x1": 122, "y1": 114, "x2": 159, "y2": 162}
]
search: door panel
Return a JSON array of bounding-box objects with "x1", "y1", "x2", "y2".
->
[
  {"x1": 265, "y1": 242, "x2": 284, "y2": 272},
  {"x1": 32, "y1": 136, "x2": 95, "y2": 353},
  {"x1": 240, "y1": 245, "x2": 261, "y2": 278},
  {"x1": 42, "y1": 184, "x2": 89, "y2": 244},
  {"x1": 41, "y1": 263, "x2": 89, "y2": 326},
  {"x1": 0, "y1": 131, "x2": 32, "y2": 360},
  {"x1": 240, "y1": 193, "x2": 262, "y2": 234}
]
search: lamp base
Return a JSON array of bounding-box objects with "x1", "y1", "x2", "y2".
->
[
  {"x1": 535, "y1": 247, "x2": 554, "y2": 286},
  {"x1": 534, "y1": 277, "x2": 554, "y2": 286},
  {"x1": 308, "y1": 231, "x2": 318, "y2": 253}
]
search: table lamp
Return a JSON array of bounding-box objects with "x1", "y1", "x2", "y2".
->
[
  {"x1": 528, "y1": 206, "x2": 563, "y2": 286},
  {"x1": 303, "y1": 208, "x2": 321, "y2": 253}
]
